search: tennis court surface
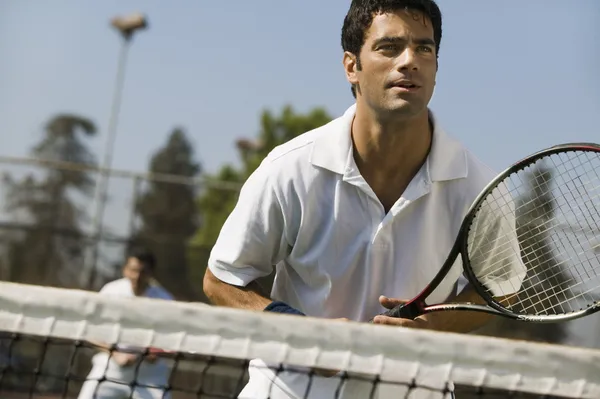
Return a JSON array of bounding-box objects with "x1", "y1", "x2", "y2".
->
[{"x1": 1, "y1": 281, "x2": 599, "y2": 399}]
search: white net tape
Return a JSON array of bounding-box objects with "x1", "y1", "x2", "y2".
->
[{"x1": 0, "y1": 281, "x2": 599, "y2": 398}]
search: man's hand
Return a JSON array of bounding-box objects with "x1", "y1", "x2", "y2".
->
[
  {"x1": 145, "y1": 353, "x2": 158, "y2": 363},
  {"x1": 371, "y1": 296, "x2": 435, "y2": 329},
  {"x1": 111, "y1": 351, "x2": 139, "y2": 367},
  {"x1": 372, "y1": 286, "x2": 496, "y2": 334}
]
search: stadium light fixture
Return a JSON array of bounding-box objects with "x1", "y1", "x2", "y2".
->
[
  {"x1": 110, "y1": 12, "x2": 148, "y2": 39},
  {"x1": 84, "y1": 12, "x2": 149, "y2": 289}
]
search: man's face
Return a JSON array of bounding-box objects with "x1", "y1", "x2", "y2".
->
[
  {"x1": 122, "y1": 256, "x2": 151, "y2": 294},
  {"x1": 345, "y1": 10, "x2": 437, "y2": 119}
]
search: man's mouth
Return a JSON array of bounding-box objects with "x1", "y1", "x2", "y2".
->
[
  {"x1": 391, "y1": 81, "x2": 421, "y2": 92},
  {"x1": 388, "y1": 78, "x2": 421, "y2": 91}
]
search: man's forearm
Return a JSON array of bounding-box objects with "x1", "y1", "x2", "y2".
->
[
  {"x1": 203, "y1": 268, "x2": 272, "y2": 311},
  {"x1": 421, "y1": 285, "x2": 493, "y2": 334}
]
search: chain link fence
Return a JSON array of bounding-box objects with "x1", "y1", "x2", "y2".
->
[{"x1": 0, "y1": 155, "x2": 242, "y2": 294}]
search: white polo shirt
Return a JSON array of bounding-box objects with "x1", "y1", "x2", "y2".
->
[
  {"x1": 98, "y1": 277, "x2": 174, "y2": 300},
  {"x1": 208, "y1": 104, "x2": 522, "y2": 398}
]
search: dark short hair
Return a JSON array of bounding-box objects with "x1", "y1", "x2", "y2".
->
[
  {"x1": 341, "y1": 0, "x2": 443, "y2": 97},
  {"x1": 127, "y1": 247, "x2": 156, "y2": 271}
]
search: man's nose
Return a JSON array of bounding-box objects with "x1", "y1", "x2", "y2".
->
[{"x1": 396, "y1": 47, "x2": 419, "y2": 71}]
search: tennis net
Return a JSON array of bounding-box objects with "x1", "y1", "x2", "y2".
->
[{"x1": 0, "y1": 281, "x2": 599, "y2": 399}]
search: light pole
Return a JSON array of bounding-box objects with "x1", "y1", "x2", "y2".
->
[{"x1": 84, "y1": 13, "x2": 148, "y2": 289}]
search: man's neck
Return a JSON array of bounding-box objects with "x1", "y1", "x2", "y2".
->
[{"x1": 351, "y1": 105, "x2": 433, "y2": 183}]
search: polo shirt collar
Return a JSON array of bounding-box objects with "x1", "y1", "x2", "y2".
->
[
  {"x1": 427, "y1": 111, "x2": 469, "y2": 182},
  {"x1": 310, "y1": 104, "x2": 468, "y2": 182},
  {"x1": 309, "y1": 105, "x2": 355, "y2": 175}
]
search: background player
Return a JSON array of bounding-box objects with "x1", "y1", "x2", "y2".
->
[{"x1": 78, "y1": 248, "x2": 174, "y2": 399}]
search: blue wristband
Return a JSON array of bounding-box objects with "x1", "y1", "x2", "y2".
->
[{"x1": 264, "y1": 301, "x2": 306, "y2": 316}]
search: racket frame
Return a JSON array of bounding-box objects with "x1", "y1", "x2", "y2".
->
[{"x1": 384, "y1": 143, "x2": 600, "y2": 323}]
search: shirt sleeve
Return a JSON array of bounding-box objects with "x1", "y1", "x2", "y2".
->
[
  {"x1": 153, "y1": 286, "x2": 174, "y2": 301},
  {"x1": 467, "y1": 182, "x2": 527, "y2": 298},
  {"x1": 207, "y1": 159, "x2": 288, "y2": 287},
  {"x1": 98, "y1": 283, "x2": 114, "y2": 295}
]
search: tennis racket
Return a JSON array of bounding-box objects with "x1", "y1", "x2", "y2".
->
[{"x1": 381, "y1": 143, "x2": 600, "y2": 323}]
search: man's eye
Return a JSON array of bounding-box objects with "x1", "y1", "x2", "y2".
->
[{"x1": 418, "y1": 45, "x2": 433, "y2": 53}]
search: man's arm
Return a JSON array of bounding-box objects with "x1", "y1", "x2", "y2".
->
[
  {"x1": 203, "y1": 158, "x2": 301, "y2": 314},
  {"x1": 203, "y1": 268, "x2": 273, "y2": 311}
]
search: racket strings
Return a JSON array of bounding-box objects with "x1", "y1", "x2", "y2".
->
[
  {"x1": 468, "y1": 183, "x2": 597, "y2": 313},
  {"x1": 500, "y1": 178, "x2": 600, "y2": 314},
  {"x1": 513, "y1": 247, "x2": 600, "y2": 313},
  {"x1": 517, "y1": 187, "x2": 599, "y2": 312},
  {"x1": 521, "y1": 272, "x2": 600, "y2": 315},
  {"x1": 512, "y1": 152, "x2": 600, "y2": 308},
  {"x1": 488, "y1": 196, "x2": 600, "y2": 292},
  {"x1": 473, "y1": 154, "x2": 600, "y2": 277},
  {"x1": 473, "y1": 182, "x2": 594, "y2": 290},
  {"x1": 490, "y1": 204, "x2": 600, "y2": 310},
  {"x1": 476, "y1": 152, "x2": 599, "y2": 277},
  {"x1": 467, "y1": 149, "x2": 600, "y2": 316}
]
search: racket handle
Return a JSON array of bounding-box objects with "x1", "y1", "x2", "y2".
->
[
  {"x1": 368, "y1": 302, "x2": 422, "y2": 323},
  {"x1": 382, "y1": 302, "x2": 420, "y2": 319}
]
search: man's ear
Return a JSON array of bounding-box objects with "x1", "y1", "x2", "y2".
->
[{"x1": 343, "y1": 51, "x2": 359, "y2": 87}]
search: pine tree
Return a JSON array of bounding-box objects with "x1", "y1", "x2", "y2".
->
[
  {"x1": 133, "y1": 128, "x2": 201, "y2": 300},
  {"x1": 2, "y1": 114, "x2": 96, "y2": 287}
]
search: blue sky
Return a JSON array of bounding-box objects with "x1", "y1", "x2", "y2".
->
[{"x1": 1, "y1": 0, "x2": 598, "y2": 176}]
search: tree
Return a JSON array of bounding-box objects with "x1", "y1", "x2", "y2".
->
[
  {"x1": 475, "y1": 166, "x2": 569, "y2": 343},
  {"x1": 188, "y1": 105, "x2": 332, "y2": 292},
  {"x1": 132, "y1": 128, "x2": 201, "y2": 300},
  {"x1": 2, "y1": 114, "x2": 97, "y2": 287}
]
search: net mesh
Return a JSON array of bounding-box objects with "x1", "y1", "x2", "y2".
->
[{"x1": 1, "y1": 282, "x2": 599, "y2": 399}]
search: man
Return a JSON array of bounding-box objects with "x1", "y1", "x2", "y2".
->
[
  {"x1": 204, "y1": 0, "x2": 520, "y2": 397},
  {"x1": 78, "y1": 248, "x2": 173, "y2": 399}
]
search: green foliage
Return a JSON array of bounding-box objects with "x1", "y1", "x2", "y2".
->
[
  {"x1": 188, "y1": 105, "x2": 332, "y2": 285},
  {"x1": 239, "y1": 105, "x2": 332, "y2": 177},
  {"x1": 1, "y1": 114, "x2": 97, "y2": 287},
  {"x1": 192, "y1": 165, "x2": 242, "y2": 249},
  {"x1": 131, "y1": 128, "x2": 201, "y2": 300}
]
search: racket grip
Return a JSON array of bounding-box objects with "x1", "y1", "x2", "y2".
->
[{"x1": 382, "y1": 303, "x2": 420, "y2": 319}]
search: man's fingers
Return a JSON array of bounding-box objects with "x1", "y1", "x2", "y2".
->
[
  {"x1": 372, "y1": 315, "x2": 426, "y2": 329},
  {"x1": 373, "y1": 315, "x2": 409, "y2": 326},
  {"x1": 379, "y1": 295, "x2": 407, "y2": 309},
  {"x1": 313, "y1": 367, "x2": 341, "y2": 378}
]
